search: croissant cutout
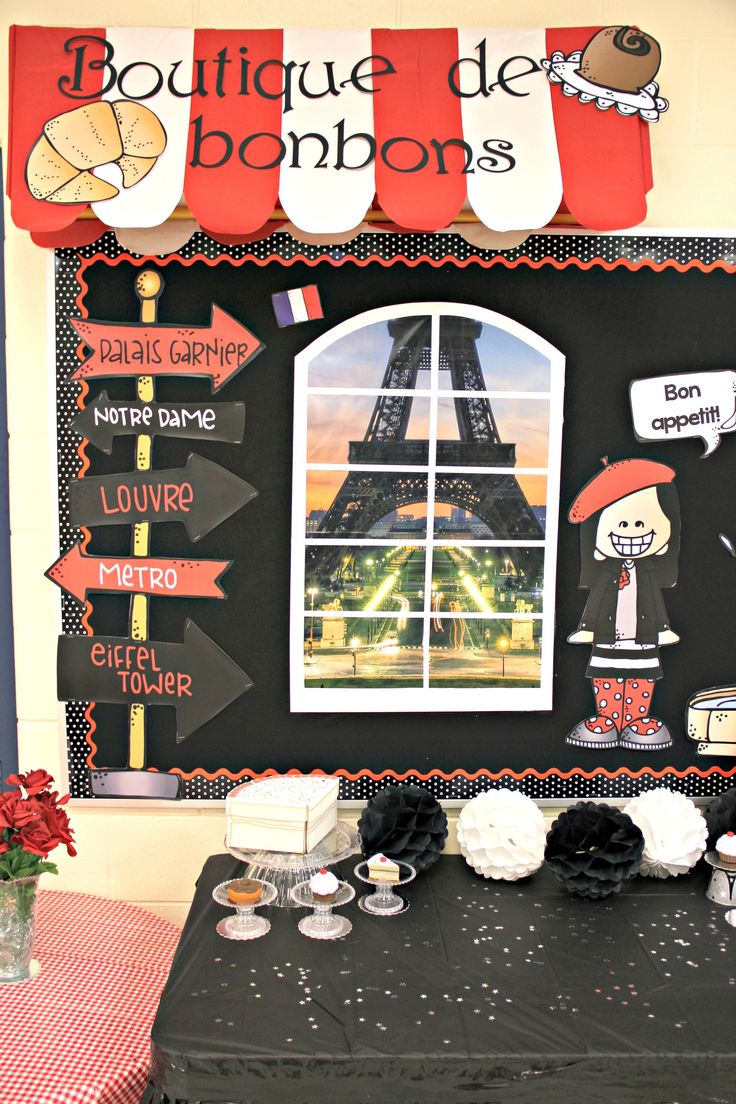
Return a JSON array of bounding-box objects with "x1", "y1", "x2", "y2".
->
[{"x1": 26, "y1": 100, "x2": 167, "y2": 204}]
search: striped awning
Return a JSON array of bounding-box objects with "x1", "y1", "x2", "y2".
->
[{"x1": 8, "y1": 25, "x2": 662, "y2": 247}]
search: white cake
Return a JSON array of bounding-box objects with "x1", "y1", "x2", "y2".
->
[{"x1": 226, "y1": 776, "x2": 339, "y2": 854}]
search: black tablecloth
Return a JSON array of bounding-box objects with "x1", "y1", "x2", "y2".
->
[{"x1": 141, "y1": 853, "x2": 736, "y2": 1104}]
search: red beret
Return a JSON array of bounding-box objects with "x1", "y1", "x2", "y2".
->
[{"x1": 569, "y1": 458, "x2": 676, "y2": 523}]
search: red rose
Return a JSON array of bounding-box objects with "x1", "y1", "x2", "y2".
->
[
  {"x1": 47, "y1": 804, "x2": 76, "y2": 857},
  {"x1": 18, "y1": 818, "x2": 57, "y2": 858},
  {"x1": 6, "y1": 769, "x2": 54, "y2": 796},
  {"x1": 0, "y1": 791, "x2": 38, "y2": 830}
]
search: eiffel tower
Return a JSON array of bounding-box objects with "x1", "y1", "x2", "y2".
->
[{"x1": 310, "y1": 316, "x2": 542, "y2": 577}]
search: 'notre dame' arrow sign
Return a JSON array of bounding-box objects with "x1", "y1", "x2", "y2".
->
[
  {"x1": 57, "y1": 620, "x2": 252, "y2": 742},
  {"x1": 70, "y1": 305, "x2": 263, "y2": 391},
  {"x1": 69, "y1": 391, "x2": 245, "y2": 453},
  {"x1": 68, "y1": 453, "x2": 257, "y2": 541}
]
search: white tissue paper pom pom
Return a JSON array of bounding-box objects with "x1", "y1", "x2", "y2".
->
[
  {"x1": 457, "y1": 789, "x2": 546, "y2": 881},
  {"x1": 624, "y1": 789, "x2": 707, "y2": 878}
]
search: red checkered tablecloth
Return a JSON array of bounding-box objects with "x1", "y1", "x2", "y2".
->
[{"x1": 0, "y1": 890, "x2": 181, "y2": 1104}]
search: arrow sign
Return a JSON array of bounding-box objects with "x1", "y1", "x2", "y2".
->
[
  {"x1": 69, "y1": 392, "x2": 245, "y2": 453},
  {"x1": 57, "y1": 621, "x2": 252, "y2": 741},
  {"x1": 46, "y1": 543, "x2": 232, "y2": 603},
  {"x1": 70, "y1": 306, "x2": 264, "y2": 391},
  {"x1": 68, "y1": 453, "x2": 257, "y2": 541}
]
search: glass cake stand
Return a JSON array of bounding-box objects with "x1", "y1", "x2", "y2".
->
[
  {"x1": 291, "y1": 879, "x2": 355, "y2": 940},
  {"x1": 226, "y1": 823, "x2": 361, "y2": 908},
  {"x1": 704, "y1": 852, "x2": 736, "y2": 907},
  {"x1": 212, "y1": 879, "x2": 277, "y2": 940},
  {"x1": 354, "y1": 859, "x2": 416, "y2": 916}
]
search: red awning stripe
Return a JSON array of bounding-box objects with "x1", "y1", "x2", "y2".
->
[
  {"x1": 9, "y1": 26, "x2": 106, "y2": 232},
  {"x1": 372, "y1": 28, "x2": 466, "y2": 232},
  {"x1": 30, "y1": 218, "x2": 110, "y2": 249},
  {"x1": 545, "y1": 26, "x2": 649, "y2": 231},
  {"x1": 8, "y1": 25, "x2": 656, "y2": 238},
  {"x1": 185, "y1": 29, "x2": 284, "y2": 235}
]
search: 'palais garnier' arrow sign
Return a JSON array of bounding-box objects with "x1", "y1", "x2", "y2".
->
[{"x1": 70, "y1": 305, "x2": 263, "y2": 391}]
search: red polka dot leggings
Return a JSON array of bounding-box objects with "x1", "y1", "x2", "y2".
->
[{"x1": 585, "y1": 676, "x2": 663, "y2": 736}]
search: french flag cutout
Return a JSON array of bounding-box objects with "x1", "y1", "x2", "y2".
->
[{"x1": 272, "y1": 285, "x2": 324, "y2": 327}]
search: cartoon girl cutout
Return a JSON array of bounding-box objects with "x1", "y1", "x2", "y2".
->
[{"x1": 567, "y1": 458, "x2": 680, "y2": 750}]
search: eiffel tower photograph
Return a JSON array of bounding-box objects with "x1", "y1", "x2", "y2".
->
[{"x1": 294, "y1": 307, "x2": 563, "y2": 700}]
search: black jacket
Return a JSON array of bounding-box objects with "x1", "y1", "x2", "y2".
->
[{"x1": 577, "y1": 557, "x2": 672, "y2": 645}]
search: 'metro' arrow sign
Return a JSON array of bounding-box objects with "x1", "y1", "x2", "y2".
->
[
  {"x1": 47, "y1": 543, "x2": 231, "y2": 602},
  {"x1": 57, "y1": 621, "x2": 252, "y2": 741},
  {"x1": 68, "y1": 453, "x2": 257, "y2": 541},
  {"x1": 70, "y1": 306, "x2": 263, "y2": 391},
  {"x1": 69, "y1": 391, "x2": 245, "y2": 453}
]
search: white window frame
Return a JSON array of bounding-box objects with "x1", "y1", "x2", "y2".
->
[{"x1": 290, "y1": 302, "x2": 564, "y2": 713}]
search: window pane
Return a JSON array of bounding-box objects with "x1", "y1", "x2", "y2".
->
[
  {"x1": 430, "y1": 545, "x2": 545, "y2": 613},
  {"x1": 432, "y1": 474, "x2": 546, "y2": 538},
  {"x1": 308, "y1": 316, "x2": 431, "y2": 388},
  {"x1": 307, "y1": 394, "x2": 431, "y2": 465},
  {"x1": 428, "y1": 618, "x2": 541, "y2": 688},
  {"x1": 305, "y1": 544, "x2": 427, "y2": 613},
  {"x1": 306, "y1": 470, "x2": 429, "y2": 539},
  {"x1": 302, "y1": 616, "x2": 423, "y2": 688},
  {"x1": 438, "y1": 317, "x2": 551, "y2": 392},
  {"x1": 436, "y1": 396, "x2": 549, "y2": 469}
]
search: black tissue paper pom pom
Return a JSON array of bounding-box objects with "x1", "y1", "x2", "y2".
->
[
  {"x1": 704, "y1": 787, "x2": 736, "y2": 849},
  {"x1": 544, "y1": 801, "x2": 644, "y2": 899},
  {"x1": 358, "y1": 784, "x2": 448, "y2": 872}
]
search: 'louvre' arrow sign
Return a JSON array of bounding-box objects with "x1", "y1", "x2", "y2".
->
[{"x1": 68, "y1": 453, "x2": 257, "y2": 541}]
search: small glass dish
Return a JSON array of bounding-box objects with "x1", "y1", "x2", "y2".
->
[
  {"x1": 354, "y1": 859, "x2": 416, "y2": 916},
  {"x1": 212, "y1": 879, "x2": 277, "y2": 940},
  {"x1": 290, "y1": 879, "x2": 355, "y2": 940}
]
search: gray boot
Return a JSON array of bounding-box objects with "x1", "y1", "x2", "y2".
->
[
  {"x1": 566, "y1": 717, "x2": 619, "y2": 750},
  {"x1": 619, "y1": 721, "x2": 672, "y2": 751}
]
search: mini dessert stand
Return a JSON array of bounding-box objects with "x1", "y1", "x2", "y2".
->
[
  {"x1": 704, "y1": 853, "x2": 736, "y2": 907},
  {"x1": 354, "y1": 859, "x2": 416, "y2": 916},
  {"x1": 291, "y1": 879, "x2": 355, "y2": 940},
  {"x1": 226, "y1": 824, "x2": 361, "y2": 908},
  {"x1": 212, "y1": 879, "x2": 277, "y2": 940}
]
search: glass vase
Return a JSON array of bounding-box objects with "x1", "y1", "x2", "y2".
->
[{"x1": 0, "y1": 875, "x2": 41, "y2": 983}]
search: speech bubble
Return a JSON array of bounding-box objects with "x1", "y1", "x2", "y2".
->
[{"x1": 630, "y1": 369, "x2": 736, "y2": 457}]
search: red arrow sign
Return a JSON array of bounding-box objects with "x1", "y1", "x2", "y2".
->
[
  {"x1": 69, "y1": 305, "x2": 263, "y2": 391},
  {"x1": 46, "y1": 543, "x2": 231, "y2": 603}
]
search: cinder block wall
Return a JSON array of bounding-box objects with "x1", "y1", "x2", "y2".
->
[{"x1": 1, "y1": 0, "x2": 733, "y2": 926}]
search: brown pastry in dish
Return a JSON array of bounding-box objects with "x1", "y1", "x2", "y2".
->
[{"x1": 226, "y1": 878, "x2": 264, "y2": 905}]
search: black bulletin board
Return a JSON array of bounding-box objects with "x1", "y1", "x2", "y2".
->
[{"x1": 54, "y1": 231, "x2": 736, "y2": 801}]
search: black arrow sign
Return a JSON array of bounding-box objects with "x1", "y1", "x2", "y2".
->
[
  {"x1": 57, "y1": 620, "x2": 253, "y2": 741},
  {"x1": 69, "y1": 391, "x2": 246, "y2": 453},
  {"x1": 68, "y1": 453, "x2": 257, "y2": 541}
]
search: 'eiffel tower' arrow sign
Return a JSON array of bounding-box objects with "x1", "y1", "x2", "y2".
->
[{"x1": 57, "y1": 620, "x2": 252, "y2": 742}]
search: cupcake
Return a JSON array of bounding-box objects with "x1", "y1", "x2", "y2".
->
[
  {"x1": 309, "y1": 867, "x2": 339, "y2": 903},
  {"x1": 716, "y1": 831, "x2": 736, "y2": 868},
  {"x1": 226, "y1": 878, "x2": 264, "y2": 905}
]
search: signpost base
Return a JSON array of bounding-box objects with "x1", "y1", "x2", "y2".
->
[{"x1": 89, "y1": 769, "x2": 182, "y2": 799}]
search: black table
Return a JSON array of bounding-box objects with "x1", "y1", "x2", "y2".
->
[{"x1": 141, "y1": 853, "x2": 736, "y2": 1104}]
